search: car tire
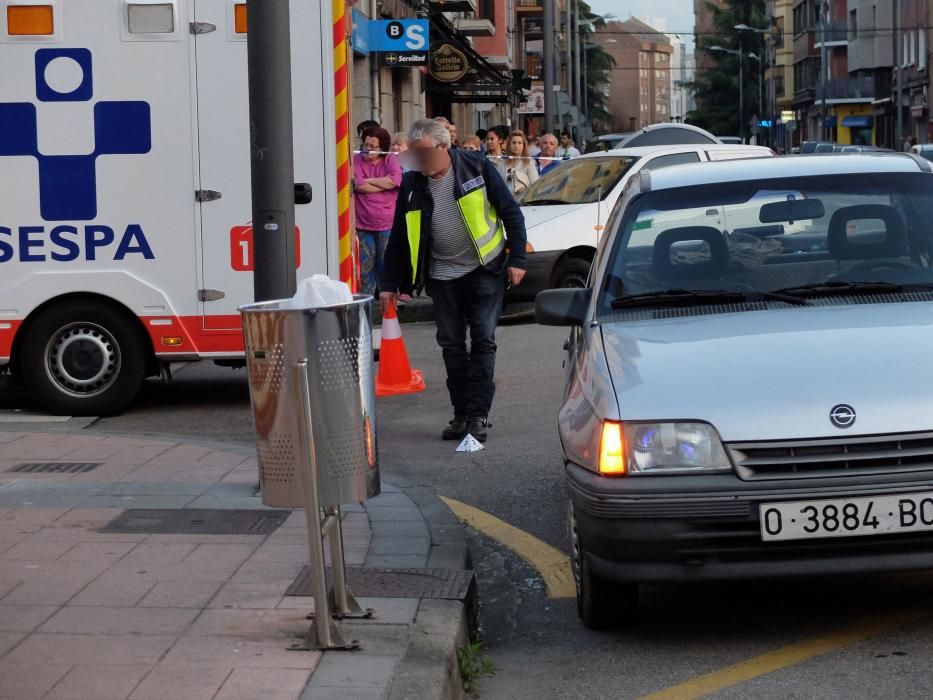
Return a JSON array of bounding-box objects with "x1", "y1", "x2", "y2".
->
[
  {"x1": 20, "y1": 301, "x2": 148, "y2": 417},
  {"x1": 570, "y1": 499, "x2": 638, "y2": 629},
  {"x1": 554, "y1": 256, "x2": 592, "y2": 289}
]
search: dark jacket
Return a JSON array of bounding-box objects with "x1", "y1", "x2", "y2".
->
[{"x1": 383, "y1": 149, "x2": 527, "y2": 294}]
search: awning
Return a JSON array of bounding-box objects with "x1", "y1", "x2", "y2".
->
[
  {"x1": 427, "y1": 11, "x2": 520, "y2": 104},
  {"x1": 842, "y1": 116, "x2": 873, "y2": 128}
]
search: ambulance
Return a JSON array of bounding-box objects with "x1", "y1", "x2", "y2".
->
[{"x1": 0, "y1": 0, "x2": 349, "y2": 415}]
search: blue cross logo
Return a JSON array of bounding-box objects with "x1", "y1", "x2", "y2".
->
[{"x1": 0, "y1": 49, "x2": 151, "y2": 221}]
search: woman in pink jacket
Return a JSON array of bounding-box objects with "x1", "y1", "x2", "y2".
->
[{"x1": 354, "y1": 127, "x2": 403, "y2": 296}]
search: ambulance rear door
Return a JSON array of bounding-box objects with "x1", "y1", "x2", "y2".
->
[{"x1": 193, "y1": 0, "x2": 332, "y2": 331}]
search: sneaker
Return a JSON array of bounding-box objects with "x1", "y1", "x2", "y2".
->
[
  {"x1": 466, "y1": 417, "x2": 489, "y2": 443},
  {"x1": 442, "y1": 415, "x2": 468, "y2": 441}
]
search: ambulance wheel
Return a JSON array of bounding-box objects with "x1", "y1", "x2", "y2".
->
[{"x1": 20, "y1": 302, "x2": 148, "y2": 416}]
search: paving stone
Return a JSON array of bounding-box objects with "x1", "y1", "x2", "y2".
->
[
  {"x1": 300, "y1": 687, "x2": 387, "y2": 700},
  {"x1": 0, "y1": 631, "x2": 25, "y2": 658},
  {"x1": 0, "y1": 604, "x2": 60, "y2": 633},
  {"x1": 363, "y1": 554, "x2": 429, "y2": 569},
  {"x1": 185, "y1": 608, "x2": 308, "y2": 639},
  {"x1": 130, "y1": 664, "x2": 232, "y2": 700},
  {"x1": 354, "y1": 598, "x2": 419, "y2": 625},
  {"x1": 40, "y1": 606, "x2": 199, "y2": 636},
  {"x1": 137, "y1": 579, "x2": 224, "y2": 608},
  {"x1": 0, "y1": 661, "x2": 71, "y2": 699},
  {"x1": 306, "y1": 653, "x2": 398, "y2": 689},
  {"x1": 2, "y1": 540, "x2": 75, "y2": 560},
  {"x1": 208, "y1": 582, "x2": 287, "y2": 610},
  {"x1": 214, "y1": 667, "x2": 311, "y2": 700},
  {"x1": 70, "y1": 571, "x2": 157, "y2": 607},
  {"x1": 4, "y1": 633, "x2": 175, "y2": 667},
  {"x1": 366, "y1": 536, "x2": 431, "y2": 556},
  {"x1": 160, "y1": 636, "x2": 319, "y2": 669},
  {"x1": 367, "y1": 521, "x2": 429, "y2": 539},
  {"x1": 364, "y1": 507, "x2": 425, "y2": 523},
  {"x1": 46, "y1": 664, "x2": 151, "y2": 700}
]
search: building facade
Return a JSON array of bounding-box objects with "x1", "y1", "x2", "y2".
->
[{"x1": 599, "y1": 18, "x2": 673, "y2": 132}]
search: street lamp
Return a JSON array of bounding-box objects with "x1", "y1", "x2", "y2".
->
[
  {"x1": 710, "y1": 45, "x2": 743, "y2": 141},
  {"x1": 748, "y1": 53, "x2": 763, "y2": 118}
]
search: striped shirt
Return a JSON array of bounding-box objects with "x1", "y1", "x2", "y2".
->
[{"x1": 427, "y1": 166, "x2": 479, "y2": 281}]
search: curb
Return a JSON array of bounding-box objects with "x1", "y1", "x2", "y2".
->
[{"x1": 388, "y1": 599, "x2": 469, "y2": 700}]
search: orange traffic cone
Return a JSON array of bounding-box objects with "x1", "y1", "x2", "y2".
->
[{"x1": 375, "y1": 300, "x2": 426, "y2": 397}]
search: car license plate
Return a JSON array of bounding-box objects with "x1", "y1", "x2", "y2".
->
[{"x1": 760, "y1": 492, "x2": 933, "y2": 542}]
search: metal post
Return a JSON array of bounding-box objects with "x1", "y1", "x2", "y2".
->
[
  {"x1": 246, "y1": 0, "x2": 297, "y2": 302},
  {"x1": 565, "y1": 0, "x2": 573, "y2": 105},
  {"x1": 290, "y1": 361, "x2": 359, "y2": 651},
  {"x1": 543, "y1": 0, "x2": 556, "y2": 133},
  {"x1": 738, "y1": 38, "x2": 744, "y2": 142},
  {"x1": 895, "y1": 0, "x2": 904, "y2": 149},
  {"x1": 370, "y1": 0, "x2": 381, "y2": 122},
  {"x1": 326, "y1": 506, "x2": 372, "y2": 618},
  {"x1": 574, "y1": 3, "x2": 582, "y2": 117},
  {"x1": 820, "y1": 0, "x2": 829, "y2": 141}
]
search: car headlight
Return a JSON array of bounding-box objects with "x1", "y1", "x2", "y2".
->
[{"x1": 599, "y1": 421, "x2": 732, "y2": 475}]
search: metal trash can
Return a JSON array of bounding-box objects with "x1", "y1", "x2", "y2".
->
[{"x1": 240, "y1": 296, "x2": 380, "y2": 508}]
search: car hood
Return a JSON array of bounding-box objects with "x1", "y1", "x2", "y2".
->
[
  {"x1": 520, "y1": 203, "x2": 589, "y2": 229},
  {"x1": 600, "y1": 303, "x2": 933, "y2": 442}
]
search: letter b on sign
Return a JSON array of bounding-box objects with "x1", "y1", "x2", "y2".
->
[{"x1": 387, "y1": 21, "x2": 403, "y2": 39}]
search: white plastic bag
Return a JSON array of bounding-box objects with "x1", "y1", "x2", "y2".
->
[{"x1": 288, "y1": 274, "x2": 353, "y2": 308}]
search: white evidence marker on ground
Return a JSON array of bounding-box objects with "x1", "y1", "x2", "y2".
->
[{"x1": 456, "y1": 434, "x2": 485, "y2": 453}]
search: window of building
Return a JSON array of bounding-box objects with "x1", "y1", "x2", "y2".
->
[
  {"x1": 774, "y1": 15, "x2": 784, "y2": 48},
  {"x1": 774, "y1": 75, "x2": 785, "y2": 98},
  {"x1": 848, "y1": 9, "x2": 856, "y2": 41},
  {"x1": 920, "y1": 30, "x2": 927, "y2": 70}
]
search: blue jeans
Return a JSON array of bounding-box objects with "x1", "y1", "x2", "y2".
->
[
  {"x1": 428, "y1": 267, "x2": 505, "y2": 419},
  {"x1": 358, "y1": 229, "x2": 391, "y2": 296}
]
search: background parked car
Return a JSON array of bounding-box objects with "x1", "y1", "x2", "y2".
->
[{"x1": 510, "y1": 144, "x2": 773, "y2": 302}]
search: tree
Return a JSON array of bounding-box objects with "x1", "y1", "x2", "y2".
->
[
  {"x1": 687, "y1": 0, "x2": 767, "y2": 139},
  {"x1": 578, "y1": 2, "x2": 615, "y2": 134}
]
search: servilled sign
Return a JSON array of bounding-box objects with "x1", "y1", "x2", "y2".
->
[
  {"x1": 372, "y1": 19, "x2": 428, "y2": 67},
  {"x1": 429, "y1": 43, "x2": 469, "y2": 82}
]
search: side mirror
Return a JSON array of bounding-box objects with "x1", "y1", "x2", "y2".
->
[{"x1": 535, "y1": 288, "x2": 592, "y2": 326}]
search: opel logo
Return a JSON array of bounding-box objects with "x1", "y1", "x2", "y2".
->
[{"x1": 830, "y1": 404, "x2": 856, "y2": 429}]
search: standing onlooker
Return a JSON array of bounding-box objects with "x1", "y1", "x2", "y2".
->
[
  {"x1": 382, "y1": 119, "x2": 527, "y2": 443},
  {"x1": 536, "y1": 133, "x2": 560, "y2": 176},
  {"x1": 356, "y1": 119, "x2": 380, "y2": 144},
  {"x1": 390, "y1": 132, "x2": 410, "y2": 172},
  {"x1": 475, "y1": 129, "x2": 488, "y2": 152},
  {"x1": 434, "y1": 117, "x2": 459, "y2": 148},
  {"x1": 528, "y1": 135, "x2": 541, "y2": 157},
  {"x1": 460, "y1": 135, "x2": 483, "y2": 151},
  {"x1": 503, "y1": 130, "x2": 539, "y2": 197},
  {"x1": 484, "y1": 125, "x2": 511, "y2": 181},
  {"x1": 556, "y1": 130, "x2": 581, "y2": 158},
  {"x1": 353, "y1": 127, "x2": 402, "y2": 296}
]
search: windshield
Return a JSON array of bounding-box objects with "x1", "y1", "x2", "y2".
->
[
  {"x1": 600, "y1": 172, "x2": 933, "y2": 312},
  {"x1": 520, "y1": 156, "x2": 639, "y2": 206}
]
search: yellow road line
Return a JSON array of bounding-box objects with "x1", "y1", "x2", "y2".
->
[
  {"x1": 640, "y1": 607, "x2": 933, "y2": 700},
  {"x1": 439, "y1": 495, "x2": 575, "y2": 599}
]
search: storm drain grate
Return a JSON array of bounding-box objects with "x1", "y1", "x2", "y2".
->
[
  {"x1": 286, "y1": 566, "x2": 475, "y2": 600},
  {"x1": 100, "y1": 508, "x2": 290, "y2": 535},
  {"x1": 9, "y1": 462, "x2": 100, "y2": 474}
]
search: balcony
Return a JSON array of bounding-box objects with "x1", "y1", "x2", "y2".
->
[
  {"x1": 815, "y1": 76, "x2": 875, "y2": 102},
  {"x1": 454, "y1": 18, "x2": 495, "y2": 36},
  {"x1": 516, "y1": 0, "x2": 541, "y2": 8},
  {"x1": 813, "y1": 21, "x2": 848, "y2": 47},
  {"x1": 429, "y1": 0, "x2": 478, "y2": 13}
]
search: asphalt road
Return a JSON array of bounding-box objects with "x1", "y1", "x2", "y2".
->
[{"x1": 4, "y1": 320, "x2": 933, "y2": 698}]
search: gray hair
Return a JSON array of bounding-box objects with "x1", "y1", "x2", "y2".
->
[
  {"x1": 432, "y1": 116, "x2": 451, "y2": 127},
  {"x1": 408, "y1": 119, "x2": 452, "y2": 147}
]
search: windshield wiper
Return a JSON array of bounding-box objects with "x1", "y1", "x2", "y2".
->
[
  {"x1": 522, "y1": 198, "x2": 574, "y2": 206},
  {"x1": 610, "y1": 288, "x2": 809, "y2": 309},
  {"x1": 770, "y1": 281, "x2": 907, "y2": 297}
]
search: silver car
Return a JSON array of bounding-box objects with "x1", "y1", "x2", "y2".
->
[{"x1": 537, "y1": 153, "x2": 933, "y2": 628}]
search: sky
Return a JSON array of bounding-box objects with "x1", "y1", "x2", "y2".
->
[{"x1": 587, "y1": 0, "x2": 696, "y2": 50}]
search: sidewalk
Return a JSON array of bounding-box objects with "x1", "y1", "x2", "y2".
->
[{"x1": 0, "y1": 430, "x2": 471, "y2": 700}]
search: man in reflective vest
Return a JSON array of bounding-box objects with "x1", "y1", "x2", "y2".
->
[{"x1": 382, "y1": 119, "x2": 527, "y2": 443}]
